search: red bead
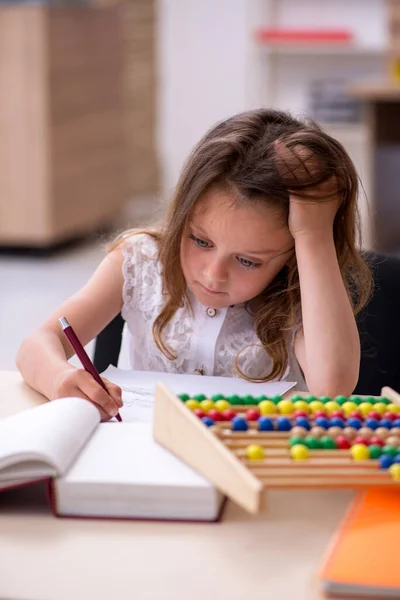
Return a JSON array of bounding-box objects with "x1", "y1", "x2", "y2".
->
[
  {"x1": 293, "y1": 409, "x2": 308, "y2": 418},
  {"x1": 353, "y1": 435, "x2": 370, "y2": 446},
  {"x1": 367, "y1": 411, "x2": 381, "y2": 421},
  {"x1": 331, "y1": 410, "x2": 345, "y2": 419},
  {"x1": 349, "y1": 411, "x2": 363, "y2": 421},
  {"x1": 246, "y1": 408, "x2": 261, "y2": 421},
  {"x1": 369, "y1": 436, "x2": 384, "y2": 447},
  {"x1": 193, "y1": 408, "x2": 206, "y2": 419},
  {"x1": 207, "y1": 409, "x2": 223, "y2": 422},
  {"x1": 314, "y1": 410, "x2": 328, "y2": 419},
  {"x1": 336, "y1": 435, "x2": 351, "y2": 449},
  {"x1": 220, "y1": 409, "x2": 236, "y2": 421},
  {"x1": 383, "y1": 412, "x2": 397, "y2": 422}
]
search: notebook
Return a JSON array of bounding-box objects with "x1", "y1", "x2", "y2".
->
[
  {"x1": 319, "y1": 488, "x2": 400, "y2": 598},
  {"x1": 0, "y1": 397, "x2": 223, "y2": 521}
]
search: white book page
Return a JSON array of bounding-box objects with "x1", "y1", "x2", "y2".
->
[
  {"x1": 0, "y1": 397, "x2": 100, "y2": 481},
  {"x1": 102, "y1": 365, "x2": 297, "y2": 423}
]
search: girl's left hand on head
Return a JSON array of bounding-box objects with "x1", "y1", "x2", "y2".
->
[{"x1": 288, "y1": 187, "x2": 341, "y2": 240}]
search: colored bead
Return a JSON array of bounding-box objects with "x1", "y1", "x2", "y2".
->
[
  {"x1": 383, "y1": 412, "x2": 397, "y2": 421},
  {"x1": 290, "y1": 444, "x2": 309, "y2": 460},
  {"x1": 290, "y1": 395, "x2": 304, "y2": 403},
  {"x1": 232, "y1": 416, "x2": 248, "y2": 431},
  {"x1": 351, "y1": 444, "x2": 370, "y2": 461},
  {"x1": 293, "y1": 410, "x2": 308, "y2": 419},
  {"x1": 320, "y1": 436, "x2": 337, "y2": 449},
  {"x1": 242, "y1": 395, "x2": 257, "y2": 405},
  {"x1": 388, "y1": 404, "x2": 400, "y2": 414},
  {"x1": 258, "y1": 400, "x2": 276, "y2": 415},
  {"x1": 369, "y1": 436, "x2": 384, "y2": 447},
  {"x1": 309, "y1": 401, "x2": 325, "y2": 413},
  {"x1": 348, "y1": 411, "x2": 363, "y2": 421},
  {"x1": 379, "y1": 419, "x2": 393, "y2": 430},
  {"x1": 271, "y1": 395, "x2": 283, "y2": 405},
  {"x1": 290, "y1": 426, "x2": 308, "y2": 438},
  {"x1": 293, "y1": 400, "x2": 309, "y2": 413},
  {"x1": 178, "y1": 393, "x2": 190, "y2": 401},
  {"x1": 255, "y1": 395, "x2": 267, "y2": 403},
  {"x1": 358, "y1": 427, "x2": 373, "y2": 440},
  {"x1": 392, "y1": 419, "x2": 400, "y2": 429},
  {"x1": 289, "y1": 435, "x2": 305, "y2": 447},
  {"x1": 201, "y1": 416, "x2": 215, "y2": 427},
  {"x1": 315, "y1": 417, "x2": 330, "y2": 429},
  {"x1": 304, "y1": 435, "x2": 321, "y2": 449},
  {"x1": 193, "y1": 394, "x2": 206, "y2": 401},
  {"x1": 382, "y1": 445, "x2": 398, "y2": 458},
  {"x1": 386, "y1": 436, "x2": 400, "y2": 448},
  {"x1": 375, "y1": 427, "x2": 391, "y2": 440},
  {"x1": 328, "y1": 426, "x2": 344, "y2": 438},
  {"x1": 246, "y1": 408, "x2": 261, "y2": 421},
  {"x1": 199, "y1": 399, "x2": 214, "y2": 412},
  {"x1": 353, "y1": 436, "x2": 370, "y2": 446},
  {"x1": 364, "y1": 418, "x2": 379, "y2": 430},
  {"x1": 336, "y1": 436, "x2": 351, "y2": 450},
  {"x1": 227, "y1": 395, "x2": 241, "y2": 405},
  {"x1": 214, "y1": 400, "x2": 231, "y2": 412},
  {"x1": 367, "y1": 411, "x2": 381, "y2": 421},
  {"x1": 342, "y1": 401, "x2": 358, "y2": 417},
  {"x1": 294, "y1": 417, "x2": 311, "y2": 431},
  {"x1": 379, "y1": 455, "x2": 393, "y2": 469},
  {"x1": 310, "y1": 426, "x2": 326, "y2": 438},
  {"x1": 351, "y1": 396, "x2": 362, "y2": 405},
  {"x1": 207, "y1": 409, "x2": 224, "y2": 422},
  {"x1": 331, "y1": 410, "x2": 345, "y2": 420},
  {"x1": 314, "y1": 410, "x2": 328, "y2": 419},
  {"x1": 185, "y1": 399, "x2": 200, "y2": 411},
  {"x1": 305, "y1": 395, "x2": 317, "y2": 403},
  {"x1": 276, "y1": 417, "x2": 292, "y2": 431},
  {"x1": 359, "y1": 402, "x2": 373, "y2": 417},
  {"x1": 329, "y1": 418, "x2": 345, "y2": 429},
  {"x1": 211, "y1": 394, "x2": 225, "y2": 401},
  {"x1": 334, "y1": 395, "x2": 348, "y2": 405},
  {"x1": 258, "y1": 417, "x2": 274, "y2": 431},
  {"x1": 277, "y1": 400, "x2": 294, "y2": 415},
  {"x1": 221, "y1": 409, "x2": 236, "y2": 421},
  {"x1": 347, "y1": 418, "x2": 362, "y2": 430},
  {"x1": 193, "y1": 408, "x2": 206, "y2": 419},
  {"x1": 389, "y1": 464, "x2": 400, "y2": 480},
  {"x1": 342, "y1": 427, "x2": 357, "y2": 440},
  {"x1": 246, "y1": 444, "x2": 265, "y2": 460},
  {"x1": 380, "y1": 397, "x2": 391, "y2": 405},
  {"x1": 319, "y1": 395, "x2": 332, "y2": 404},
  {"x1": 369, "y1": 444, "x2": 383, "y2": 459},
  {"x1": 325, "y1": 401, "x2": 341, "y2": 415},
  {"x1": 391, "y1": 427, "x2": 400, "y2": 436},
  {"x1": 364, "y1": 396, "x2": 376, "y2": 404},
  {"x1": 393, "y1": 454, "x2": 400, "y2": 464},
  {"x1": 373, "y1": 402, "x2": 387, "y2": 415}
]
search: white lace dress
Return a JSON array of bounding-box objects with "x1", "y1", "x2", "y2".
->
[{"x1": 119, "y1": 233, "x2": 306, "y2": 390}]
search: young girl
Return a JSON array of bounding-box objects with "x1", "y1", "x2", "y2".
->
[{"x1": 17, "y1": 109, "x2": 372, "y2": 421}]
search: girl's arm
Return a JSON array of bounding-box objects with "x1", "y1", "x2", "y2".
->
[
  {"x1": 16, "y1": 248, "x2": 125, "y2": 419},
  {"x1": 290, "y1": 198, "x2": 360, "y2": 397}
]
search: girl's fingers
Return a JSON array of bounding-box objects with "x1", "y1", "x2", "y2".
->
[{"x1": 102, "y1": 378, "x2": 123, "y2": 408}]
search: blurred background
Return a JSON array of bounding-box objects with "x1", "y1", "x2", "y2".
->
[{"x1": 0, "y1": 0, "x2": 399, "y2": 370}]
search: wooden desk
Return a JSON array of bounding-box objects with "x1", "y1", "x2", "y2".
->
[{"x1": 0, "y1": 371, "x2": 352, "y2": 600}]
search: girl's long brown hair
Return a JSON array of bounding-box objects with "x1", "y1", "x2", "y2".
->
[{"x1": 112, "y1": 109, "x2": 372, "y2": 381}]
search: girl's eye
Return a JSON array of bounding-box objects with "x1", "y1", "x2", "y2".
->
[
  {"x1": 237, "y1": 257, "x2": 261, "y2": 268},
  {"x1": 189, "y1": 234, "x2": 211, "y2": 248}
]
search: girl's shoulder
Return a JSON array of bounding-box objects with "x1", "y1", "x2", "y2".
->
[{"x1": 120, "y1": 230, "x2": 160, "y2": 263}]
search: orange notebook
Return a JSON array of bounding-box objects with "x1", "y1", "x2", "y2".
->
[{"x1": 319, "y1": 488, "x2": 400, "y2": 598}]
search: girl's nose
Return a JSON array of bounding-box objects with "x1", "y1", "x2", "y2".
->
[{"x1": 204, "y1": 257, "x2": 228, "y2": 285}]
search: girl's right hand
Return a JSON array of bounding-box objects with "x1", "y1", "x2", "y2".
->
[{"x1": 51, "y1": 367, "x2": 123, "y2": 421}]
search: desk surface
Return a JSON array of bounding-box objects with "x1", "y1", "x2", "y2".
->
[{"x1": 0, "y1": 371, "x2": 352, "y2": 600}]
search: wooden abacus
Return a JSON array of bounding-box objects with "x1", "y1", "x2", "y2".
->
[{"x1": 152, "y1": 384, "x2": 400, "y2": 514}]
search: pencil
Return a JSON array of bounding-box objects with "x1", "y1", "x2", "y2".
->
[{"x1": 59, "y1": 316, "x2": 122, "y2": 422}]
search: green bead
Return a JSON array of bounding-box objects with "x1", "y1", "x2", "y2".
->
[
  {"x1": 369, "y1": 444, "x2": 382, "y2": 459},
  {"x1": 304, "y1": 435, "x2": 321, "y2": 449},
  {"x1": 178, "y1": 393, "x2": 190, "y2": 401},
  {"x1": 211, "y1": 394, "x2": 225, "y2": 401},
  {"x1": 364, "y1": 396, "x2": 376, "y2": 404},
  {"x1": 319, "y1": 396, "x2": 332, "y2": 404},
  {"x1": 289, "y1": 435, "x2": 305, "y2": 447},
  {"x1": 305, "y1": 395, "x2": 317, "y2": 404},
  {"x1": 334, "y1": 395, "x2": 348, "y2": 405},
  {"x1": 383, "y1": 444, "x2": 398, "y2": 458},
  {"x1": 320, "y1": 436, "x2": 337, "y2": 449},
  {"x1": 291, "y1": 395, "x2": 304, "y2": 403},
  {"x1": 351, "y1": 396, "x2": 362, "y2": 405},
  {"x1": 256, "y1": 395, "x2": 268, "y2": 403},
  {"x1": 381, "y1": 397, "x2": 391, "y2": 405},
  {"x1": 193, "y1": 394, "x2": 206, "y2": 401},
  {"x1": 270, "y1": 395, "x2": 282, "y2": 405},
  {"x1": 227, "y1": 395, "x2": 241, "y2": 405},
  {"x1": 243, "y1": 395, "x2": 258, "y2": 405}
]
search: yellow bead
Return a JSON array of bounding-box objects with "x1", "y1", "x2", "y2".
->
[
  {"x1": 359, "y1": 402, "x2": 373, "y2": 417},
  {"x1": 324, "y1": 401, "x2": 340, "y2": 415},
  {"x1": 214, "y1": 400, "x2": 231, "y2": 412},
  {"x1": 387, "y1": 403, "x2": 400, "y2": 414},
  {"x1": 373, "y1": 402, "x2": 388, "y2": 415},
  {"x1": 309, "y1": 401, "x2": 325, "y2": 414},
  {"x1": 342, "y1": 401, "x2": 358, "y2": 417},
  {"x1": 258, "y1": 400, "x2": 276, "y2": 415},
  {"x1": 246, "y1": 444, "x2": 265, "y2": 460},
  {"x1": 277, "y1": 400, "x2": 294, "y2": 415},
  {"x1": 290, "y1": 444, "x2": 309, "y2": 460},
  {"x1": 199, "y1": 399, "x2": 214, "y2": 412},
  {"x1": 185, "y1": 399, "x2": 200, "y2": 411},
  {"x1": 293, "y1": 400, "x2": 309, "y2": 413},
  {"x1": 350, "y1": 443, "x2": 370, "y2": 461},
  {"x1": 389, "y1": 464, "x2": 400, "y2": 480}
]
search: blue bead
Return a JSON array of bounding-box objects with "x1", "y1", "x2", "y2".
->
[
  {"x1": 379, "y1": 454, "x2": 393, "y2": 469},
  {"x1": 329, "y1": 417, "x2": 345, "y2": 428},
  {"x1": 393, "y1": 419, "x2": 400, "y2": 428},
  {"x1": 380, "y1": 419, "x2": 393, "y2": 430},
  {"x1": 315, "y1": 417, "x2": 329, "y2": 429},
  {"x1": 393, "y1": 454, "x2": 400, "y2": 464},
  {"x1": 201, "y1": 417, "x2": 215, "y2": 427},
  {"x1": 276, "y1": 416, "x2": 292, "y2": 431},
  {"x1": 258, "y1": 416, "x2": 274, "y2": 431},
  {"x1": 232, "y1": 416, "x2": 248, "y2": 431},
  {"x1": 347, "y1": 418, "x2": 362, "y2": 430},
  {"x1": 364, "y1": 418, "x2": 379, "y2": 430},
  {"x1": 294, "y1": 416, "x2": 311, "y2": 431}
]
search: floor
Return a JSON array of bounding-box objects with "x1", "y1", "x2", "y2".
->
[{"x1": 0, "y1": 196, "x2": 162, "y2": 371}]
